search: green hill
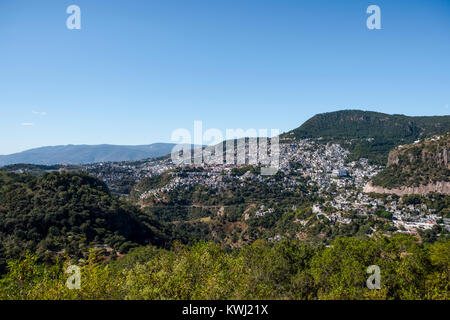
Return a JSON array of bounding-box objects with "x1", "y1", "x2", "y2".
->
[
  {"x1": 283, "y1": 110, "x2": 450, "y2": 164},
  {"x1": 371, "y1": 133, "x2": 450, "y2": 189},
  {"x1": 0, "y1": 171, "x2": 172, "y2": 272}
]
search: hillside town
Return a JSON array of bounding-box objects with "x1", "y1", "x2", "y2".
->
[{"x1": 80, "y1": 139, "x2": 449, "y2": 235}]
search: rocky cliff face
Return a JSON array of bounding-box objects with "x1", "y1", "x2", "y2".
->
[
  {"x1": 366, "y1": 133, "x2": 450, "y2": 194},
  {"x1": 387, "y1": 140, "x2": 449, "y2": 168},
  {"x1": 363, "y1": 181, "x2": 450, "y2": 195}
]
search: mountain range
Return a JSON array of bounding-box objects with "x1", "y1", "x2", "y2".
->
[
  {"x1": 0, "y1": 143, "x2": 178, "y2": 166},
  {"x1": 1, "y1": 110, "x2": 450, "y2": 166}
]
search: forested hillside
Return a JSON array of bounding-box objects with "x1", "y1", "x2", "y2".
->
[
  {"x1": 370, "y1": 133, "x2": 450, "y2": 189},
  {"x1": 0, "y1": 171, "x2": 172, "y2": 273},
  {"x1": 283, "y1": 110, "x2": 450, "y2": 164}
]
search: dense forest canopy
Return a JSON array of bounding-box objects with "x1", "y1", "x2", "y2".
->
[{"x1": 0, "y1": 171, "x2": 173, "y2": 273}]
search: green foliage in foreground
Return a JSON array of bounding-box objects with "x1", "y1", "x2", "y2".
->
[{"x1": 0, "y1": 235, "x2": 448, "y2": 300}]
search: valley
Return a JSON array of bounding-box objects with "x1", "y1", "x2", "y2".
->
[{"x1": 0, "y1": 110, "x2": 449, "y2": 300}]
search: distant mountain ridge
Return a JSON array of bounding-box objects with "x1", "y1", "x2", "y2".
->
[
  {"x1": 3, "y1": 110, "x2": 450, "y2": 167},
  {"x1": 0, "y1": 143, "x2": 178, "y2": 166},
  {"x1": 283, "y1": 110, "x2": 450, "y2": 164}
]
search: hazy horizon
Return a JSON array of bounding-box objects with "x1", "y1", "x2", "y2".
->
[{"x1": 1, "y1": 108, "x2": 450, "y2": 156}]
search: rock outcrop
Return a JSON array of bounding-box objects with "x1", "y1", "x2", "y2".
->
[
  {"x1": 363, "y1": 181, "x2": 450, "y2": 195},
  {"x1": 366, "y1": 132, "x2": 450, "y2": 195}
]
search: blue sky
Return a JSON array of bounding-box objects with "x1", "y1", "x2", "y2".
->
[{"x1": 0, "y1": 0, "x2": 449, "y2": 155}]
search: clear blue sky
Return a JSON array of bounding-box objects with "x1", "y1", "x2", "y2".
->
[{"x1": 0, "y1": 0, "x2": 449, "y2": 155}]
